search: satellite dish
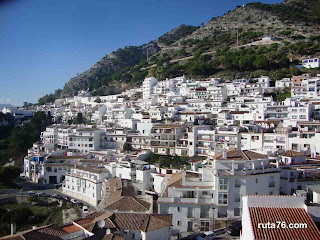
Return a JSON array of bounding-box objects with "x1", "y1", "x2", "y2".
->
[
  {"x1": 106, "y1": 229, "x2": 111, "y2": 235},
  {"x1": 97, "y1": 220, "x2": 105, "y2": 228}
]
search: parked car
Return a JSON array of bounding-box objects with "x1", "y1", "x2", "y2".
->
[
  {"x1": 36, "y1": 192, "x2": 46, "y2": 197},
  {"x1": 70, "y1": 199, "x2": 78, "y2": 204},
  {"x1": 52, "y1": 194, "x2": 60, "y2": 198},
  {"x1": 226, "y1": 221, "x2": 242, "y2": 236},
  {"x1": 28, "y1": 191, "x2": 36, "y2": 195},
  {"x1": 63, "y1": 196, "x2": 70, "y2": 202},
  {"x1": 196, "y1": 231, "x2": 216, "y2": 240},
  {"x1": 82, "y1": 205, "x2": 89, "y2": 214}
]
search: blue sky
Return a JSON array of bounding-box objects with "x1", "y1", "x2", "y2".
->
[{"x1": 0, "y1": 0, "x2": 282, "y2": 106}]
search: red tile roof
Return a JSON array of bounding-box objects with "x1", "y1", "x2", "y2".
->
[
  {"x1": 215, "y1": 150, "x2": 267, "y2": 161},
  {"x1": 249, "y1": 207, "x2": 320, "y2": 240},
  {"x1": 281, "y1": 150, "x2": 309, "y2": 157}
]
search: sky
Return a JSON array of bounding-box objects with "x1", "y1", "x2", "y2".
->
[{"x1": 0, "y1": 0, "x2": 282, "y2": 106}]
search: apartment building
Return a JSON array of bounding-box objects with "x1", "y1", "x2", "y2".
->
[
  {"x1": 68, "y1": 128, "x2": 104, "y2": 153},
  {"x1": 150, "y1": 124, "x2": 186, "y2": 156},
  {"x1": 143, "y1": 77, "x2": 158, "y2": 99},
  {"x1": 62, "y1": 165, "x2": 111, "y2": 206},
  {"x1": 291, "y1": 75, "x2": 320, "y2": 99},
  {"x1": 158, "y1": 150, "x2": 280, "y2": 237},
  {"x1": 303, "y1": 57, "x2": 320, "y2": 69}
]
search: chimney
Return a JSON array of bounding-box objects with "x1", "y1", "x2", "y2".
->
[
  {"x1": 10, "y1": 223, "x2": 16, "y2": 235},
  {"x1": 222, "y1": 149, "x2": 227, "y2": 159}
]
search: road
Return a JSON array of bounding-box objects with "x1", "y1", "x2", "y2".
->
[{"x1": 2, "y1": 179, "x2": 98, "y2": 214}]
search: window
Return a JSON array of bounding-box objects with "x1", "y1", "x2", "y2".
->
[
  {"x1": 234, "y1": 208, "x2": 241, "y2": 216},
  {"x1": 235, "y1": 179, "x2": 241, "y2": 188},
  {"x1": 218, "y1": 193, "x2": 228, "y2": 205},
  {"x1": 160, "y1": 205, "x2": 169, "y2": 214},
  {"x1": 235, "y1": 193, "x2": 241, "y2": 202},
  {"x1": 200, "y1": 221, "x2": 210, "y2": 231},
  {"x1": 219, "y1": 178, "x2": 228, "y2": 190},
  {"x1": 177, "y1": 207, "x2": 181, "y2": 212},
  {"x1": 187, "y1": 207, "x2": 193, "y2": 218},
  {"x1": 187, "y1": 221, "x2": 193, "y2": 232},
  {"x1": 200, "y1": 205, "x2": 210, "y2": 218},
  {"x1": 251, "y1": 136, "x2": 259, "y2": 140},
  {"x1": 256, "y1": 178, "x2": 258, "y2": 183},
  {"x1": 177, "y1": 220, "x2": 181, "y2": 226}
]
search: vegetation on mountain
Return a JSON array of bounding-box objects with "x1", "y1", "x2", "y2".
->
[
  {"x1": 248, "y1": 1, "x2": 320, "y2": 23},
  {"x1": 38, "y1": 0, "x2": 320, "y2": 104},
  {"x1": 0, "y1": 112, "x2": 53, "y2": 166},
  {"x1": 0, "y1": 201, "x2": 79, "y2": 237},
  {"x1": 158, "y1": 24, "x2": 199, "y2": 45}
]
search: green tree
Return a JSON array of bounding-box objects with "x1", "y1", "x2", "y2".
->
[
  {"x1": 11, "y1": 207, "x2": 33, "y2": 226},
  {"x1": 0, "y1": 166, "x2": 21, "y2": 183},
  {"x1": 73, "y1": 113, "x2": 84, "y2": 124}
]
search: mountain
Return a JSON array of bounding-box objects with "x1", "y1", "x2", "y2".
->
[
  {"x1": 0, "y1": 104, "x2": 14, "y2": 109},
  {"x1": 59, "y1": 24, "x2": 199, "y2": 98},
  {"x1": 40, "y1": 0, "x2": 320, "y2": 103}
]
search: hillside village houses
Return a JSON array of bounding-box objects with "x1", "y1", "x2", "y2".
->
[{"x1": 20, "y1": 73, "x2": 320, "y2": 239}]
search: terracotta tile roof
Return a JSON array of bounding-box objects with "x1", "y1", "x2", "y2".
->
[
  {"x1": 281, "y1": 150, "x2": 309, "y2": 157},
  {"x1": 23, "y1": 231, "x2": 63, "y2": 240},
  {"x1": 215, "y1": 150, "x2": 267, "y2": 160},
  {"x1": 78, "y1": 212, "x2": 115, "y2": 232},
  {"x1": 61, "y1": 224, "x2": 83, "y2": 234},
  {"x1": 249, "y1": 207, "x2": 320, "y2": 240},
  {"x1": 105, "y1": 196, "x2": 151, "y2": 212},
  {"x1": 112, "y1": 213, "x2": 172, "y2": 232},
  {"x1": 162, "y1": 172, "x2": 183, "y2": 197},
  {"x1": 103, "y1": 233, "x2": 125, "y2": 240},
  {"x1": 36, "y1": 226, "x2": 69, "y2": 237},
  {"x1": 75, "y1": 165, "x2": 109, "y2": 174}
]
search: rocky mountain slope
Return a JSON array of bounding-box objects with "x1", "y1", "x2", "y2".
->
[
  {"x1": 60, "y1": 25, "x2": 198, "y2": 97},
  {"x1": 40, "y1": 0, "x2": 320, "y2": 103}
]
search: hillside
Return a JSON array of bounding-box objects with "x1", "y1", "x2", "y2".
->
[
  {"x1": 58, "y1": 24, "x2": 199, "y2": 98},
  {"x1": 39, "y1": 0, "x2": 320, "y2": 103}
]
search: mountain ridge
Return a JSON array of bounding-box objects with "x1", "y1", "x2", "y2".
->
[{"x1": 39, "y1": 0, "x2": 320, "y2": 104}]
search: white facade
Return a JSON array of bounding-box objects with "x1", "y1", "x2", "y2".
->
[
  {"x1": 303, "y1": 57, "x2": 320, "y2": 69},
  {"x1": 62, "y1": 166, "x2": 111, "y2": 206}
]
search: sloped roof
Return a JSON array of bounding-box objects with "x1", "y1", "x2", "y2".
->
[
  {"x1": 215, "y1": 150, "x2": 267, "y2": 161},
  {"x1": 162, "y1": 172, "x2": 183, "y2": 197},
  {"x1": 112, "y1": 213, "x2": 172, "y2": 233},
  {"x1": 103, "y1": 233, "x2": 125, "y2": 240},
  {"x1": 84, "y1": 212, "x2": 172, "y2": 233},
  {"x1": 281, "y1": 150, "x2": 308, "y2": 157},
  {"x1": 104, "y1": 196, "x2": 151, "y2": 212},
  {"x1": 249, "y1": 207, "x2": 320, "y2": 240}
]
